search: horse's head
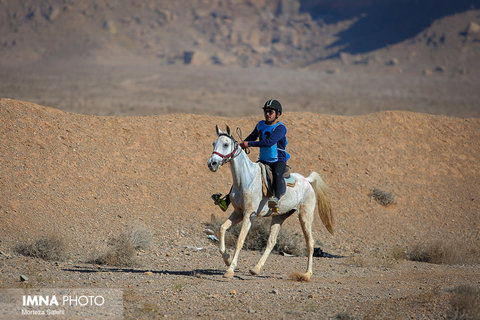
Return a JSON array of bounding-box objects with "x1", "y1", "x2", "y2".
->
[{"x1": 208, "y1": 125, "x2": 238, "y2": 172}]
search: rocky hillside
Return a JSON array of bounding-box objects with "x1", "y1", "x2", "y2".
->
[
  {"x1": 0, "y1": 0, "x2": 324, "y2": 67},
  {"x1": 1, "y1": 0, "x2": 479, "y2": 69}
]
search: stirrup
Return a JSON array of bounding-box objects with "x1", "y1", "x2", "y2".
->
[{"x1": 268, "y1": 197, "x2": 279, "y2": 213}]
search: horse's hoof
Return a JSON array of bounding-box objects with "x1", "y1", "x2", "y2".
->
[
  {"x1": 223, "y1": 270, "x2": 234, "y2": 278},
  {"x1": 222, "y1": 254, "x2": 231, "y2": 266},
  {"x1": 302, "y1": 273, "x2": 311, "y2": 282},
  {"x1": 249, "y1": 268, "x2": 260, "y2": 275}
]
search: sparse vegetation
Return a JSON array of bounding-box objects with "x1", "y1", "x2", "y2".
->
[
  {"x1": 206, "y1": 214, "x2": 305, "y2": 256},
  {"x1": 447, "y1": 285, "x2": 480, "y2": 320},
  {"x1": 15, "y1": 236, "x2": 67, "y2": 261},
  {"x1": 408, "y1": 240, "x2": 480, "y2": 265},
  {"x1": 93, "y1": 236, "x2": 137, "y2": 267},
  {"x1": 369, "y1": 188, "x2": 395, "y2": 206},
  {"x1": 123, "y1": 226, "x2": 153, "y2": 250},
  {"x1": 92, "y1": 226, "x2": 153, "y2": 267}
]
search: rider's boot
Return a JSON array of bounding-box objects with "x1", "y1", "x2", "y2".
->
[
  {"x1": 267, "y1": 196, "x2": 279, "y2": 213},
  {"x1": 212, "y1": 193, "x2": 230, "y2": 212}
]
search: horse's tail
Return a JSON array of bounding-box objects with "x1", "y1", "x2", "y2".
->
[{"x1": 307, "y1": 171, "x2": 334, "y2": 235}]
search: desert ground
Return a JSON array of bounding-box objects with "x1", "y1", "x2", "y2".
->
[
  {"x1": 1, "y1": 1, "x2": 480, "y2": 319},
  {"x1": 0, "y1": 89, "x2": 479, "y2": 319}
]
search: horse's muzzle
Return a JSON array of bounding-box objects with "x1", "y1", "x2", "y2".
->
[{"x1": 208, "y1": 159, "x2": 219, "y2": 172}]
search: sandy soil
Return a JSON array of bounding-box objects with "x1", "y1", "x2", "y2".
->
[
  {"x1": 1, "y1": 96, "x2": 479, "y2": 319},
  {"x1": 1, "y1": 62, "x2": 479, "y2": 118}
]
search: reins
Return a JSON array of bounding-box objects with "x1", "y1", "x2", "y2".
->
[{"x1": 236, "y1": 127, "x2": 250, "y2": 154}]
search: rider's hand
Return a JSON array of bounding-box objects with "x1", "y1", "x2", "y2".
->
[{"x1": 240, "y1": 141, "x2": 248, "y2": 149}]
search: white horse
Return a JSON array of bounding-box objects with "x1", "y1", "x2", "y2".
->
[{"x1": 207, "y1": 125, "x2": 334, "y2": 280}]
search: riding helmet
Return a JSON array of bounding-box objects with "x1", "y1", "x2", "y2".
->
[{"x1": 262, "y1": 99, "x2": 282, "y2": 115}]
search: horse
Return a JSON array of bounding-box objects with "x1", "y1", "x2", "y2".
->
[{"x1": 207, "y1": 125, "x2": 334, "y2": 281}]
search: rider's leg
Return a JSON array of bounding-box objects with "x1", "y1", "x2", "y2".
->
[{"x1": 268, "y1": 161, "x2": 286, "y2": 209}]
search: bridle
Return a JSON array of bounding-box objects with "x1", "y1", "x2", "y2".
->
[{"x1": 211, "y1": 133, "x2": 241, "y2": 166}]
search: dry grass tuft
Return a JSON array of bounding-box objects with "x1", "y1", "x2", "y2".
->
[
  {"x1": 447, "y1": 285, "x2": 480, "y2": 320},
  {"x1": 206, "y1": 215, "x2": 305, "y2": 256},
  {"x1": 369, "y1": 188, "x2": 395, "y2": 206},
  {"x1": 92, "y1": 226, "x2": 153, "y2": 267},
  {"x1": 288, "y1": 272, "x2": 311, "y2": 282},
  {"x1": 15, "y1": 236, "x2": 67, "y2": 261},
  {"x1": 93, "y1": 237, "x2": 137, "y2": 267},
  {"x1": 123, "y1": 226, "x2": 153, "y2": 250},
  {"x1": 408, "y1": 240, "x2": 480, "y2": 265}
]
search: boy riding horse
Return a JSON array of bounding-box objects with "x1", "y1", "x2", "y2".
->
[{"x1": 213, "y1": 99, "x2": 290, "y2": 212}]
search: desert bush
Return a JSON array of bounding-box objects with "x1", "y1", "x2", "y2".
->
[
  {"x1": 93, "y1": 236, "x2": 137, "y2": 267},
  {"x1": 276, "y1": 229, "x2": 306, "y2": 256},
  {"x1": 93, "y1": 226, "x2": 153, "y2": 267},
  {"x1": 15, "y1": 236, "x2": 67, "y2": 261},
  {"x1": 369, "y1": 188, "x2": 395, "y2": 206},
  {"x1": 408, "y1": 240, "x2": 480, "y2": 265},
  {"x1": 123, "y1": 226, "x2": 153, "y2": 250},
  {"x1": 207, "y1": 215, "x2": 305, "y2": 256},
  {"x1": 447, "y1": 285, "x2": 480, "y2": 320}
]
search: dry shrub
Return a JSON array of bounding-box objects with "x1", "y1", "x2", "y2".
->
[
  {"x1": 123, "y1": 226, "x2": 153, "y2": 250},
  {"x1": 93, "y1": 237, "x2": 136, "y2": 267},
  {"x1": 447, "y1": 285, "x2": 480, "y2": 320},
  {"x1": 369, "y1": 188, "x2": 395, "y2": 206},
  {"x1": 238, "y1": 219, "x2": 269, "y2": 251},
  {"x1": 408, "y1": 240, "x2": 480, "y2": 265},
  {"x1": 93, "y1": 227, "x2": 153, "y2": 267},
  {"x1": 277, "y1": 229, "x2": 306, "y2": 256},
  {"x1": 207, "y1": 215, "x2": 305, "y2": 256},
  {"x1": 15, "y1": 236, "x2": 67, "y2": 261}
]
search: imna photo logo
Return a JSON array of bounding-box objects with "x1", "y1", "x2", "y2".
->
[
  {"x1": 22, "y1": 294, "x2": 105, "y2": 307},
  {"x1": 0, "y1": 288, "x2": 123, "y2": 319}
]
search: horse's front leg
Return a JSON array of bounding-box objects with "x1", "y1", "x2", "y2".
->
[
  {"x1": 224, "y1": 211, "x2": 254, "y2": 278},
  {"x1": 219, "y1": 210, "x2": 242, "y2": 266}
]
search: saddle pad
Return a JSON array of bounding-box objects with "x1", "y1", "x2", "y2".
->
[
  {"x1": 259, "y1": 163, "x2": 296, "y2": 197},
  {"x1": 285, "y1": 175, "x2": 296, "y2": 186}
]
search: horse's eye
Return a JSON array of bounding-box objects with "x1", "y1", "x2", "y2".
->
[{"x1": 224, "y1": 143, "x2": 229, "y2": 148}]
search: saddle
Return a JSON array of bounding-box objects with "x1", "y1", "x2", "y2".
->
[{"x1": 259, "y1": 163, "x2": 296, "y2": 197}]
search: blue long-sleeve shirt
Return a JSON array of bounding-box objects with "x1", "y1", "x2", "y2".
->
[{"x1": 245, "y1": 120, "x2": 290, "y2": 163}]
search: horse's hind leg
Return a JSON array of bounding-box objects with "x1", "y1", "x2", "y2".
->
[
  {"x1": 219, "y1": 210, "x2": 242, "y2": 267},
  {"x1": 298, "y1": 201, "x2": 315, "y2": 281},
  {"x1": 250, "y1": 212, "x2": 293, "y2": 276}
]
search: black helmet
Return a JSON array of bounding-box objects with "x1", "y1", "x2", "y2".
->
[{"x1": 262, "y1": 99, "x2": 282, "y2": 115}]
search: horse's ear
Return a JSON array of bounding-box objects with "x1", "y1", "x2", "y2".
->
[
  {"x1": 226, "y1": 125, "x2": 231, "y2": 136},
  {"x1": 216, "y1": 125, "x2": 221, "y2": 136}
]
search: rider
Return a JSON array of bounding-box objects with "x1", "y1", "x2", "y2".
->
[{"x1": 212, "y1": 99, "x2": 290, "y2": 212}]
